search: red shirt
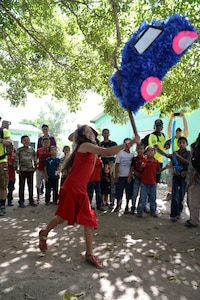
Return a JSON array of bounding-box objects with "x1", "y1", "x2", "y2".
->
[
  {"x1": 141, "y1": 159, "x2": 160, "y2": 184},
  {"x1": 37, "y1": 148, "x2": 50, "y2": 170},
  {"x1": 132, "y1": 155, "x2": 147, "y2": 178},
  {"x1": 8, "y1": 153, "x2": 16, "y2": 181}
]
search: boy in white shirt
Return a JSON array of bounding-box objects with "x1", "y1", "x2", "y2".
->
[{"x1": 114, "y1": 138, "x2": 134, "y2": 213}]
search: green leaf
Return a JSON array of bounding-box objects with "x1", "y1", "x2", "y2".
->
[{"x1": 0, "y1": 0, "x2": 199, "y2": 120}]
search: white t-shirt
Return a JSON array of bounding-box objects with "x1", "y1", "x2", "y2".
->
[{"x1": 115, "y1": 150, "x2": 134, "y2": 177}]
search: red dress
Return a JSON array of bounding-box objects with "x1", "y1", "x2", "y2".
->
[{"x1": 55, "y1": 152, "x2": 98, "y2": 228}]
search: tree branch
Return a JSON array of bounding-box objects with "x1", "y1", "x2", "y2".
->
[
  {"x1": 0, "y1": 3, "x2": 67, "y2": 67},
  {"x1": 0, "y1": 27, "x2": 17, "y2": 65},
  {"x1": 109, "y1": 0, "x2": 122, "y2": 70}
]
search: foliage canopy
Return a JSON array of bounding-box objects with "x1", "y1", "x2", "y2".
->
[{"x1": 0, "y1": 0, "x2": 199, "y2": 122}]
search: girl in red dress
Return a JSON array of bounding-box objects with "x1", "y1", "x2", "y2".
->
[{"x1": 39, "y1": 125, "x2": 139, "y2": 268}]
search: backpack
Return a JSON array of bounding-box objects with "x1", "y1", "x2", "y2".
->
[
  {"x1": 141, "y1": 131, "x2": 165, "y2": 148},
  {"x1": 0, "y1": 128, "x2": 6, "y2": 160},
  {"x1": 191, "y1": 134, "x2": 200, "y2": 173}
]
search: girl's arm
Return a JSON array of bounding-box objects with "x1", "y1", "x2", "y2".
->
[
  {"x1": 128, "y1": 166, "x2": 134, "y2": 182},
  {"x1": 78, "y1": 135, "x2": 140, "y2": 155}
]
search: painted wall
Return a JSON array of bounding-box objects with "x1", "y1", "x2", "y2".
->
[
  {"x1": 9, "y1": 124, "x2": 41, "y2": 150},
  {"x1": 92, "y1": 109, "x2": 200, "y2": 146}
]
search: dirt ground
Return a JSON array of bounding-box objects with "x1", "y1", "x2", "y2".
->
[{"x1": 0, "y1": 184, "x2": 200, "y2": 300}]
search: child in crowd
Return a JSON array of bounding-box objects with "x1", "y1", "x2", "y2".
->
[
  {"x1": 163, "y1": 139, "x2": 173, "y2": 201},
  {"x1": 170, "y1": 137, "x2": 191, "y2": 222},
  {"x1": 38, "y1": 125, "x2": 140, "y2": 268},
  {"x1": 128, "y1": 143, "x2": 146, "y2": 214},
  {"x1": 44, "y1": 146, "x2": 60, "y2": 205},
  {"x1": 114, "y1": 138, "x2": 134, "y2": 213},
  {"x1": 60, "y1": 145, "x2": 71, "y2": 186},
  {"x1": 137, "y1": 146, "x2": 168, "y2": 217},
  {"x1": 87, "y1": 156, "x2": 105, "y2": 211},
  {"x1": 36, "y1": 137, "x2": 50, "y2": 204},
  {"x1": 87, "y1": 128, "x2": 105, "y2": 211},
  {"x1": 185, "y1": 141, "x2": 200, "y2": 227},
  {"x1": 100, "y1": 161, "x2": 111, "y2": 206},
  {"x1": 14, "y1": 135, "x2": 37, "y2": 207},
  {"x1": 7, "y1": 144, "x2": 16, "y2": 206}
]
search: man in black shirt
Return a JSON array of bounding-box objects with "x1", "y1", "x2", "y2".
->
[
  {"x1": 100, "y1": 129, "x2": 117, "y2": 165},
  {"x1": 100, "y1": 129, "x2": 117, "y2": 208}
]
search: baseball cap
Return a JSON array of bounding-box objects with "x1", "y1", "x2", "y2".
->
[{"x1": 154, "y1": 119, "x2": 163, "y2": 126}]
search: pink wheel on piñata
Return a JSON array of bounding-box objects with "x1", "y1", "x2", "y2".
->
[
  {"x1": 172, "y1": 31, "x2": 198, "y2": 55},
  {"x1": 140, "y1": 76, "x2": 162, "y2": 102}
]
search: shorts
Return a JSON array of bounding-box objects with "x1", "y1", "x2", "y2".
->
[
  {"x1": 36, "y1": 170, "x2": 45, "y2": 188},
  {"x1": 0, "y1": 162, "x2": 9, "y2": 189}
]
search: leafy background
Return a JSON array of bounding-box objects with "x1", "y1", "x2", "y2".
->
[{"x1": 0, "y1": 0, "x2": 199, "y2": 123}]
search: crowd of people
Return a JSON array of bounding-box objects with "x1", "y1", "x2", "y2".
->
[{"x1": 0, "y1": 115, "x2": 199, "y2": 268}]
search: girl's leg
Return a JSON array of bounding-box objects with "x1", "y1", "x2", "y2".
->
[
  {"x1": 39, "y1": 215, "x2": 65, "y2": 252},
  {"x1": 41, "y1": 215, "x2": 65, "y2": 236},
  {"x1": 84, "y1": 226, "x2": 102, "y2": 268},
  {"x1": 84, "y1": 226, "x2": 93, "y2": 255}
]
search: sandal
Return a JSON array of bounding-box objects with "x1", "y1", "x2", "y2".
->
[
  {"x1": 39, "y1": 230, "x2": 48, "y2": 253},
  {"x1": 85, "y1": 252, "x2": 103, "y2": 268}
]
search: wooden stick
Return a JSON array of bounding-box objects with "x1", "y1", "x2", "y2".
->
[
  {"x1": 116, "y1": 70, "x2": 138, "y2": 136},
  {"x1": 127, "y1": 107, "x2": 138, "y2": 136}
]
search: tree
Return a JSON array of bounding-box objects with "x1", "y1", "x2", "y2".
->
[
  {"x1": 0, "y1": 0, "x2": 199, "y2": 122},
  {"x1": 20, "y1": 101, "x2": 75, "y2": 148}
]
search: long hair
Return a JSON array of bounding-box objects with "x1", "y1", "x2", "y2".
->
[{"x1": 62, "y1": 125, "x2": 95, "y2": 175}]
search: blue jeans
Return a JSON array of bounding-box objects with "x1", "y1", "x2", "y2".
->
[
  {"x1": 87, "y1": 181, "x2": 102, "y2": 208},
  {"x1": 170, "y1": 175, "x2": 186, "y2": 218},
  {"x1": 131, "y1": 178, "x2": 141, "y2": 211},
  {"x1": 115, "y1": 177, "x2": 133, "y2": 201},
  {"x1": 137, "y1": 183, "x2": 156, "y2": 215}
]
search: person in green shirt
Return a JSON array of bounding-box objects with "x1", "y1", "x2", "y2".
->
[
  {"x1": 148, "y1": 119, "x2": 166, "y2": 183},
  {"x1": 0, "y1": 120, "x2": 12, "y2": 216}
]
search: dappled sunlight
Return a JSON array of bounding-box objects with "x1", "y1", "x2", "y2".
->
[
  {"x1": 0, "y1": 192, "x2": 199, "y2": 300},
  {"x1": 15, "y1": 264, "x2": 28, "y2": 273}
]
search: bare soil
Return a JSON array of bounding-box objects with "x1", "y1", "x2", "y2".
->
[{"x1": 0, "y1": 185, "x2": 200, "y2": 300}]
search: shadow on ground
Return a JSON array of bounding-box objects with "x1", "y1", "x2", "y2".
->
[{"x1": 0, "y1": 186, "x2": 200, "y2": 300}]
